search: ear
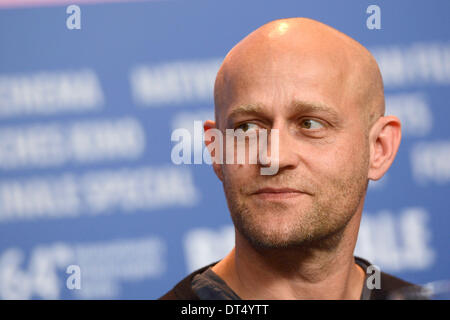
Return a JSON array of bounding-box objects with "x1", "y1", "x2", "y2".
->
[
  {"x1": 204, "y1": 120, "x2": 224, "y2": 181},
  {"x1": 368, "y1": 115, "x2": 402, "y2": 181}
]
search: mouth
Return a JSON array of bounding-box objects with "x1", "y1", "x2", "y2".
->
[{"x1": 251, "y1": 187, "x2": 307, "y2": 201}]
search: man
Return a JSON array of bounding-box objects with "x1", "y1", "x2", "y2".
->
[{"x1": 160, "y1": 17, "x2": 413, "y2": 300}]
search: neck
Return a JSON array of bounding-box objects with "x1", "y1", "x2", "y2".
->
[{"x1": 212, "y1": 211, "x2": 366, "y2": 300}]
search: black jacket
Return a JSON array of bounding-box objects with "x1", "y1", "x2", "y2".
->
[{"x1": 159, "y1": 257, "x2": 417, "y2": 300}]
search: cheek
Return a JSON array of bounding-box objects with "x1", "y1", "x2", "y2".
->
[
  {"x1": 223, "y1": 164, "x2": 258, "y2": 187},
  {"x1": 309, "y1": 138, "x2": 368, "y2": 182}
]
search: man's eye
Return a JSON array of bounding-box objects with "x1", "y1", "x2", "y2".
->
[
  {"x1": 300, "y1": 119, "x2": 324, "y2": 130},
  {"x1": 236, "y1": 122, "x2": 259, "y2": 132}
]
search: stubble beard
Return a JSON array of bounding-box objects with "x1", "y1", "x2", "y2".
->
[{"x1": 222, "y1": 153, "x2": 370, "y2": 252}]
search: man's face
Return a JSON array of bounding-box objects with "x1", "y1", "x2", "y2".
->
[{"x1": 216, "y1": 52, "x2": 371, "y2": 249}]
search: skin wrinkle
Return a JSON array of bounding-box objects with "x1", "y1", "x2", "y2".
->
[
  {"x1": 204, "y1": 17, "x2": 401, "y2": 300},
  {"x1": 227, "y1": 101, "x2": 345, "y2": 131}
]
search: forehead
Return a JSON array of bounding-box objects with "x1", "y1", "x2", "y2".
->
[{"x1": 217, "y1": 54, "x2": 358, "y2": 126}]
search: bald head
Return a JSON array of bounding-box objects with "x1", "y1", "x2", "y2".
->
[
  {"x1": 205, "y1": 18, "x2": 402, "y2": 260},
  {"x1": 214, "y1": 17, "x2": 384, "y2": 132}
]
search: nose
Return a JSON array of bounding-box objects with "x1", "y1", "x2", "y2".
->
[{"x1": 259, "y1": 121, "x2": 300, "y2": 174}]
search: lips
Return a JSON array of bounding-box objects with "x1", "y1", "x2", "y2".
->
[
  {"x1": 251, "y1": 187, "x2": 306, "y2": 200},
  {"x1": 253, "y1": 187, "x2": 303, "y2": 194}
]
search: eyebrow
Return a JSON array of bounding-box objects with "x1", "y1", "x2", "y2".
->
[
  {"x1": 291, "y1": 100, "x2": 342, "y2": 124},
  {"x1": 225, "y1": 100, "x2": 342, "y2": 127},
  {"x1": 226, "y1": 104, "x2": 268, "y2": 125}
]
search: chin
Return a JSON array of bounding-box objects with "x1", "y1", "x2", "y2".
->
[
  {"x1": 240, "y1": 219, "x2": 308, "y2": 248},
  {"x1": 244, "y1": 232, "x2": 310, "y2": 250}
]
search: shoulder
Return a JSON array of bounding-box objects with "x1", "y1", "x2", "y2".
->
[
  {"x1": 355, "y1": 256, "x2": 419, "y2": 300},
  {"x1": 158, "y1": 261, "x2": 219, "y2": 300},
  {"x1": 372, "y1": 271, "x2": 419, "y2": 300}
]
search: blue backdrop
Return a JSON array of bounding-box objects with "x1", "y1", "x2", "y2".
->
[{"x1": 0, "y1": 0, "x2": 449, "y2": 299}]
